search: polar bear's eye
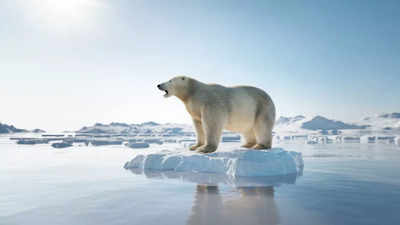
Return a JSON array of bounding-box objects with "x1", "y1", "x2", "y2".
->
[{"x1": 181, "y1": 77, "x2": 185, "y2": 80}]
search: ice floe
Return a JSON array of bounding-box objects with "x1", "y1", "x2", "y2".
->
[{"x1": 124, "y1": 147, "x2": 303, "y2": 177}]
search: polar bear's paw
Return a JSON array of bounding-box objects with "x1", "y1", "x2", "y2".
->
[
  {"x1": 253, "y1": 144, "x2": 271, "y2": 150},
  {"x1": 241, "y1": 143, "x2": 256, "y2": 148},
  {"x1": 197, "y1": 145, "x2": 217, "y2": 153},
  {"x1": 189, "y1": 143, "x2": 203, "y2": 151}
]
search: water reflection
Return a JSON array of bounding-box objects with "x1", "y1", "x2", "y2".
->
[
  {"x1": 187, "y1": 185, "x2": 279, "y2": 225},
  {"x1": 128, "y1": 167, "x2": 302, "y2": 187},
  {"x1": 126, "y1": 167, "x2": 302, "y2": 225}
]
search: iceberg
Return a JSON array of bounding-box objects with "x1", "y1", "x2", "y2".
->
[{"x1": 124, "y1": 147, "x2": 303, "y2": 177}]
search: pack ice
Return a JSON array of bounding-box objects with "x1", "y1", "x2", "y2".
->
[{"x1": 124, "y1": 147, "x2": 303, "y2": 177}]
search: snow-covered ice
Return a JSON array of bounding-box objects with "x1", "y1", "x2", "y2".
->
[{"x1": 124, "y1": 147, "x2": 303, "y2": 177}]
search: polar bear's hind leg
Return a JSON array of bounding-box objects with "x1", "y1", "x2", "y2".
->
[
  {"x1": 241, "y1": 129, "x2": 257, "y2": 148},
  {"x1": 253, "y1": 116, "x2": 273, "y2": 149}
]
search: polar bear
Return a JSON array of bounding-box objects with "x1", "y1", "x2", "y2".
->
[{"x1": 157, "y1": 76, "x2": 276, "y2": 153}]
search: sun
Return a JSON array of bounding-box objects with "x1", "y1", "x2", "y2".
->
[
  {"x1": 40, "y1": 0, "x2": 99, "y2": 22},
  {"x1": 23, "y1": 0, "x2": 105, "y2": 33},
  {"x1": 43, "y1": 0, "x2": 85, "y2": 15}
]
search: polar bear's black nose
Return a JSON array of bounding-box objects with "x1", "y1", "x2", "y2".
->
[{"x1": 157, "y1": 84, "x2": 161, "y2": 89}]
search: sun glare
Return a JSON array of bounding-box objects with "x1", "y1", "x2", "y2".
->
[
  {"x1": 24, "y1": 0, "x2": 105, "y2": 33},
  {"x1": 44, "y1": 0, "x2": 84, "y2": 14}
]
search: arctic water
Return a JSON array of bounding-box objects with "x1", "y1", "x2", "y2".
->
[{"x1": 1, "y1": 136, "x2": 399, "y2": 225}]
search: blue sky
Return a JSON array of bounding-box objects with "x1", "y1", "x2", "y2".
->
[{"x1": 1, "y1": 0, "x2": 399, "y2": 131}]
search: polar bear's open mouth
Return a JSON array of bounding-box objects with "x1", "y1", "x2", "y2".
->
[
  {"x1": 163, "y1": 90, "x2": 169, "y2": 97},
  {"x1": 159, "y1": 88, "x2": 169, "y2": 97},
  {"x1": 157, "y1": 85, "x2": 169, "y2": 97}
]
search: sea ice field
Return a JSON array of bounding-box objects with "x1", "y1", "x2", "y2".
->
[{"x1": 1, "y1": 136, "x2": 400, "y2": 225}]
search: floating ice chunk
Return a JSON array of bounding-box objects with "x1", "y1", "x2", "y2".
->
[
  {"x1": 126, "y1": 142, "x2": 150, "y2": 148},
  {"x1": 124, "y1": 147, "x2": 303, "y2": 177},
  {"x1": 360, "y1": 136, "x2": 376, "y2": 144}
]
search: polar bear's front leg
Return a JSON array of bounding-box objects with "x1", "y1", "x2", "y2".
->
[
  {"x1": 197, "y1": 109, "x2": 224, "y2": 153},
  {"x1": 190, "y1": 119, "x2": 205, "y2": 151}
]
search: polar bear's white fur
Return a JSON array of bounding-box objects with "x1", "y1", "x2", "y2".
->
[{"x1": 157, "y1": 76, "x2": 276, "y2": 153}]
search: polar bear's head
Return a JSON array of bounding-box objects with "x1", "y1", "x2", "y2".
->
[{"x1": 157, "y1": 76, "x2": 193, "y2": 100}]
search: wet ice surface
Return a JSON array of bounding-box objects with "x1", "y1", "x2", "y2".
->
[{"x1": 1, "y1": 136, "x2": 400, "y2": 225}]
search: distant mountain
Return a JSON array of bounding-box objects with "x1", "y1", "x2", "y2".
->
[
  {"x1": 76, "y1": 112, "x2": 400, "y2": 136},
  {"x1": 76, "y1": 122, "x2": 193, "y2": 136},
  {"x1": 274, "y1": 115, "x2": 308, "y2": 132},
  {"x1": 274, "y1": 115, "x2": 373, "y2": 134},
  {"x1": 0, "y1": 123, "x2": 28, "y2": 134},
  {"x1": 110, "y1": 122, "x2": 130, "y2": 127},
  {"x1": 140, "y1": 121, "x2": 160, "y2": 126},
  {"x1": 32, "y1": 129, "x2": 46, "y2": 133},
  {"x1": 276, "y1": 115, "x2": 306, "y2": 126},
  {"x1": 361, "y1": 112, "x2": 400, "y2": 131},
  {"x1": 378, "y1": 112, "x2": 400, "y2": 119},
  {"x1": 78, "y1": 123, "x2": 134, "y2": 134},
  {"x1": 301, "y1": 116, "x2": 369, "y2": 131}
]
